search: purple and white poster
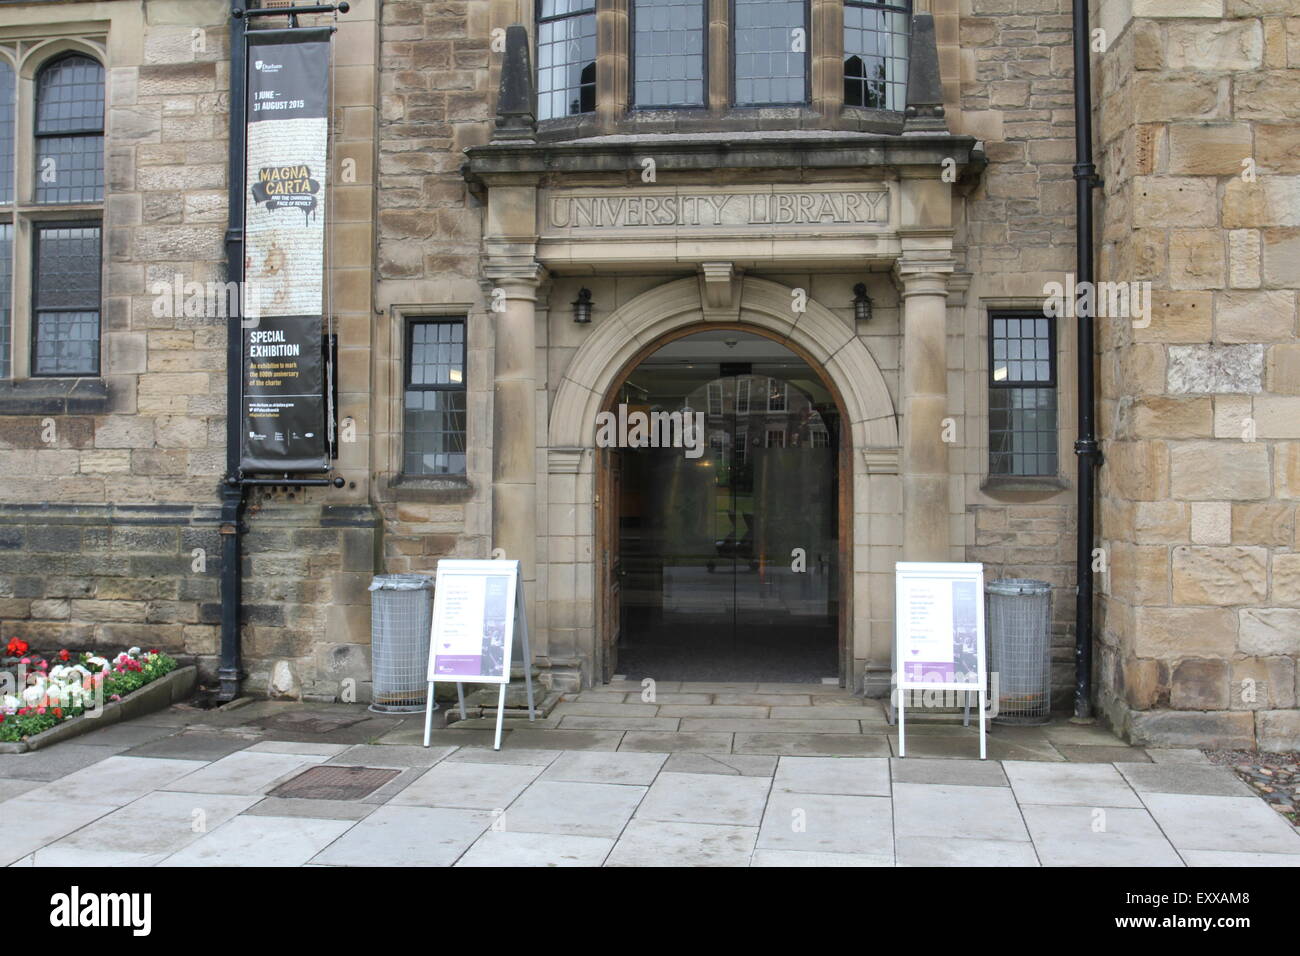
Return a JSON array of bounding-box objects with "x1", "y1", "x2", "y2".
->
[
  {"x1": 895, "y1": 562, "x2": 985, "y2": 691},
  {"x1": 428, "y1": 562, "x2": 515, "y2": 683}
]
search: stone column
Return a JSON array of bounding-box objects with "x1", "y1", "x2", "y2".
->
[
  {"x1": 896, "y1": 261, "x2": 953, "y2": 562},
  {"x1": 485, "y1": 263, "x2": 543, "y2": 626}
]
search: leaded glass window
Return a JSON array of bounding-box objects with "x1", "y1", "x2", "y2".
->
[
  {"x1": 844, "y1": 0, "x2": 909, "y2": 110},
  {"x1": 989, "y1": 313, "x2": 1058, "y2": 477},
  {"x1": 734, "y1": 0, "x2": 807, "y2": 106},
  {"x1": 34, "y1": 55, "x2": 104, "y2": 204},
  {"x1": 537, "y1": 0, "x2": 597, "y2": 120},
  {"x1": 404, "y1": 318, "x2": 467, "y2": 476},
  {"x1": 633, "y1": 0, "x2": 705, "y2": 108},
  {"x1": 33, "y1": 222, "x2": 101, "y2": 376}
]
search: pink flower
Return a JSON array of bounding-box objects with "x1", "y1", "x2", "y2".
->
[{"x1": 36, "y1": 707, "x2": 45, "y2": 715}]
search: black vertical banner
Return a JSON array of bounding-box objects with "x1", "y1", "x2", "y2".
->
[{"x1": 239, "y1": 27, "x2": 331, "y2": 473}]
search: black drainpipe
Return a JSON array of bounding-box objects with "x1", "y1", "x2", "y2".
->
[
  {"x1": 218, "y1": 0, "x2": 250, "y2": 703},
  {"x1": 1071, "y1": 0, "x2": 1102, "y2": 720}
]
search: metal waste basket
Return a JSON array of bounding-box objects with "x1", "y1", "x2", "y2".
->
[
  {"x1": 368, "y1": 573, "x2": 435, "y2": 714},
  {"x1": 986, "y1": 578, "x2": 1052, "y2": 725}
]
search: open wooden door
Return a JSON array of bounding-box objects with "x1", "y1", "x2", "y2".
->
[{"x1": 599, "y1": 448, "x2": 622, "y2": 682}]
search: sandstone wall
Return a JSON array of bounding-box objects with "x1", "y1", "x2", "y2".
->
[{"x1": 1096, "y1": 0, "x2": 1300, "y2": 749}]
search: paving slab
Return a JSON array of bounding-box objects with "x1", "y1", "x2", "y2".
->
[
  {"x1": 656, "y1": 705, "x2": 770, "y2": 718},
  {"x1": 1056, "y1": 745, "x2": 1152, "y2": 763},
  {"x1": 891, "y1": 734, "x2": 1064, "y2": 761},
  {"x1": 161, "y1": 814, "x2": 356, "y2": 867},
  {"x1": 0, "y1": 778, "x2": 45, "y2": 801},
  {"x1": 1180, "y1": 849, "x2": 1300, "y2": 867},
  {"x1": 642, "y1": 693, "x2": 713, "y2": 705},
  {"x1": 327, "y1": 744, "x2": 457, "y2": 769},
  {"x1": 756, "y1": 683, "x2": 846, "y2": 695},
  {"x1": 605, "y1": 680, "x2": 682, "y2": 693},
  {"x1": 1003, "y1": 761, "x2": 1145, "y2": 808},
  {"x1": 1114, "y1": 762, "x2": 1255, "y2": 797},
  {"x1": 243, "y1": 796, "x2": 379, "y2": 821},
  {"x1": 662, "y1": 753, "x2": 777, "y2": 776},
  {"x1": 711, "y1": 694, "x2": 811, "y2": 706},
  {"x1": 681, "y1": 717, "x2": 864, "y2": 734},
  {"x1": 505, "y1": 728, "x2": 624, "y2": 751},
  {"x1": 889, "y1": 757, "x2": 1009, "y2": 788},
  {"x1": 445, "y1": 747, "x2": 562, "y2": 766},
  {"x1": 500, "y1": 780, "x2": 646, "y2": 837},
  {"x1": 456, "y1": 831, "x2": 615, "y2": 867},
  {"x1": 757, "y1": 791, "x2": 893, "y2": 858},
  {"x1": 376, "y1": 726, "x2": 501, "y2": 748},
  {"x1": 31, "y1": 791, "x2": 260, "y2": 866},
  {"x1": 606, "y1": 819, "x2": 757, "y2": 867},
  {"x1": 674, "y1": 682, "x2": 759, "y2": 694},
  {"x1": 71, "y1": 721, "x2": 180, "y2": 749},
  {"x1": 1140, "y1": 793, "x2": 1300, "y2": 854},
  {"x1": 1146, "y1": 748, "x2": 1212, "y2": 765},
  {"x1": 0, "y1": 796, "x2": 119, "y2": 867},
  {"x1": 245, "y1": 741, "x2": 353, "y2": 757},
  {"x1": 311, "y1": 806, "x2": 492, "y2": 866},
  {"x1": 893, "y1": 783, "x2": 1031, "y2": 842},
  {"x1": 735, "y1": 732, "x2": 890, "y2": 757},
  {"x1": 620, "y1": 732, "x2": 733, "y2": 753},
  {"x1": 635, "y1": 771, "x2": 771, "y2": 826},
  {"x1": 774, "y1": 756, "x2": 891, "y2": 796},
  {"x1": 551, "y1": 702, "x2": 661, "y2": 717},
  {"x1": 124, "y1": 732, "x2": 258, "y2": 762},
  {"x1": 1040, "y1": 722, "x2": 1130, "y2": 746},
  {"x1": 895, "y1": 836, "x2": 1039, "y2": 867},
  {"x1": 750, "y1": 848, "x2": 892, "y2": 866},
  {"x1": 542, "y1": 750, "x2": 668, "y2": 785},
  {"x1": 160, "y1": 750, "x2": 330, "y2": 795},
  {"x1": 0, "y1": 744, "x2": 121, "y2": 781},
  {"x1": 390, "y1": 760, "x2": 543, "y2": 810},
  {"x1": 26, "y1": 755, "x2": 208, "y2": 808},
  {"x1": 1021, "y1": 805, "x2": 1184, "y2": 866},
  {"x1": 769, "y1": 705, "x2": 880, "y2": 719},
  {"x1": 558, "y1": 715, "x2": 681, "y2": 731},
  {"x1": 563, "y1": 692, "x2": 631, "y2": 703}
]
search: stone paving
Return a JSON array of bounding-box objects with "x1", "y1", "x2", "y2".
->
[{"x1": 3, "y1": 688, "x2": 1299, "y2": 867}]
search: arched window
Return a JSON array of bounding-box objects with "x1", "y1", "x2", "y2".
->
[
  {"x1": 632, "y1": 0, "x2": 705, "y2": 109},
  {"x1": 537, "y1": 0, "x2": 597, "y2": 120},
  {"x1": 843, "y1": 0, "x2": 909, "y2": 110},
  {"x1": 34, "y1": 54, "x2": 104, "y2": 204}
]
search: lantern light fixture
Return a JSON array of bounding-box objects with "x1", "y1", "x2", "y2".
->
[
  {"x1": 573, "y1": 288, "x2": 593, "y2": 324},
  {"x1": 853, "y1": 283, "x2": 873, "y2": 324}
]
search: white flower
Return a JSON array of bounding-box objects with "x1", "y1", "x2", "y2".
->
[
  {"x1": 126, "y1": 646, "x2": 141, "y2": 658},
  {"x1": 21, "y1": 684, "x2": 45, "y2": 707}
]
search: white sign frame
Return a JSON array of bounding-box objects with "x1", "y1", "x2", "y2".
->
[
  {"x1": 422, "y1": 559, "x2": 536, "y2": 751},
  {"x1": 894, "y1": 561, "x2": 988, "y2": 760}
]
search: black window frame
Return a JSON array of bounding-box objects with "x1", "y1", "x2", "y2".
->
[
  {"x1": 842, "y1": 0, "x2": 911, "y2": 112},
  {"x1": 30, "y1": 218, "x2": 102, "y2": 378},
  {"x1": 403, "y1": 316, "x2": 468, "y2": 477},
  {"x1": 32, "y1": 52, "x2": 105, "y2": 206},
  {"x1": 629, "y1": 0, "x2": 709, "y2": 111},
  {"x1": 987, "y1": 309, "x2": 1059, "y2": 479},
  {"x1": 729, "y1": 0, "x2": 812, "y2": 108},
  {"x1": 536, "y1": 0, "x2": 598, "y2": 120}
]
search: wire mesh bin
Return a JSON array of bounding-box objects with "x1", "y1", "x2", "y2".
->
[
  {"x1": 986, "y1": 578, "x2": 1053, "y2": 725},
  {"x1": 368, "y1": 573, "x2": 435, "y2": 714}
]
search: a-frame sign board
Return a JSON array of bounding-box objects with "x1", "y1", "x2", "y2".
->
[{"x1": 422, "y1": 559, "x2": 536, "y2": 751}]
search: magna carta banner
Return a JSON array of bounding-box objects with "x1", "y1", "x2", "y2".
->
[{"x1": 239, "y1": 27, "x2": 332, "y2": 473}]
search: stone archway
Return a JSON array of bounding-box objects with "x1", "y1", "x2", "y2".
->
[{"x1": 542, "y1": 275, "x2": 901, "y2": 692}]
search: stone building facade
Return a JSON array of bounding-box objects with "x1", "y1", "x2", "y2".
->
[{"x1": 0, "y1": 0, "x2": 1294, "y2": 748}]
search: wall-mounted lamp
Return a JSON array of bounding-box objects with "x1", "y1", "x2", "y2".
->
[
  {"x1": 572, "y1": 288, "x2": 593, "y2": 324},
  {"x1": 853, "y1": 283, "x2": 873, "y2": 324}
]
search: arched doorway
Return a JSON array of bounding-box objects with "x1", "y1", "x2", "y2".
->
[{"x1": 600, "y1": 328, "x2": 844, "y2": 683}]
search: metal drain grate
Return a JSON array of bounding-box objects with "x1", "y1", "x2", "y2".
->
[{"x1": 269, "y1": 765, "x2": 401, "y2": 801}]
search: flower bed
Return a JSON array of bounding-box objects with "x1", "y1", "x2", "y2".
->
[{"x1": 1, "y1": 639, "x2": 179, "y2": 744}]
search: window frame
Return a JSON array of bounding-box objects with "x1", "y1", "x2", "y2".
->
[
  {"x1": 402, "y1": 315, "x2": 468, "y2": 477},
  {"x1": 32, "y1": 52, "x2": 106, "y2": 206},
  {"x1": 535, "y1": 0, "x2": 598, "y2": 120},
  {"x1": 0, "y1": 43, "x2": 106, "y2": 383},
  {"x1": 728, "y1": 0, "x2": 812, "y2": 108},
  {"x1": 628, "y1": 0, "x2": 709, "y2": 111},
  {"x1": 842, "y1": 0, "x2": 911, "y2": 112},
  {"x1": 987, "y1": 310, "x2": 1059, "y2": 479},
  {"x1": 29, "y1": 218, "x2": 102, "y2": 377}
]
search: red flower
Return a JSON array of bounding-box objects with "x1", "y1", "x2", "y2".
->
[
  {"x1": 6, "y1": 638, "x2": 29, "y2": 656},
  {"x1": 58, "y1": 649, "x2": 70, "y2": 662},
  {"x1": 52, "y1": 708, "x2": 63, "y2": 719}
]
